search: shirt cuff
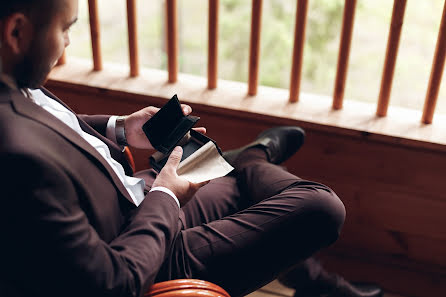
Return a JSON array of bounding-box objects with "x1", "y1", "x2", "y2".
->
[
  {"x1": 150, "y1": 186, "x2": 180, "y2": 208},
  {"x1": 106, "y1": 115, "x2": 118, "y2": 144}
]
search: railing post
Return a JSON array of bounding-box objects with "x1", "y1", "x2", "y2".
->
[
  {"x1": 289, "y1": 0, "x2": 309, "y2": 103},
  {"x1": 208, "y1": 0, "x2": 219, "y2": 89},
  {"x1": 166, "y1": 0, "x2": 178, "y2": 83},
  {"x1": 422, "y1": 1, "x2": 446, "y2": 124},
  {"x1": 127, "y1": 0, "x2": 139, "y2": 77},
  {"x1": 88, "y1": 0, "x2": 103, "y2": 71},
  {"x1": 333, "y1": 0, "x2": 357, "y2": 110},
  {"x1": 376, "y1": 0, "x2": 407, "y2": 117},
  {"x1": 248, "y1": 0, "x2": 263, "y2": 96}
]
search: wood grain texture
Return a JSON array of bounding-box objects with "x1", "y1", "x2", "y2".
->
[{"x1": 318, "y1": 251, "x2": 445, "y2": 297}]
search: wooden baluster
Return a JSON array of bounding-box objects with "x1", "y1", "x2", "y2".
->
[
  {"x1": 422, "y1": 1, "x2": 446, "y2": 124},
  {"x1": 88, "y1": 0, "x2": 103, "y2": 71},
  {"x1": 376, "y1": 0, "x2": 407, "y2": 117},
  {"x1": 248, "y1": 0, "x2": 263, "y2": 96},
  {"x1": 333, "y1": 0, "x2": 357, "y2": 110},
  {"x1": 208, "y1": 0, "x2": 219, "y2": 89},
  {"x1": 166, "y1": 0, "x2": 178, "y2": 83},
  {"x1": 57, "y1": 50, "x2": 67, "y2": 66},
  {"x1": 127, "y1": 0, "x2": 139, "y2": 77},
  {"x1": 289, "y1": 0, "x2": 309, "y2": 103}
]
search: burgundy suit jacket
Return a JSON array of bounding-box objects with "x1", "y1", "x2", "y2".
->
[{"x1": 0, "y1": 83, "x2": 180, "y2": 297}]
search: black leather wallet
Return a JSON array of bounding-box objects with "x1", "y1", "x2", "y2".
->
[{"x1": 142, "y1": 95, "x2": 222, "y2": 172}]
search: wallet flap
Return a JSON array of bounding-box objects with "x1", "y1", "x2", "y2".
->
[{"x1": 142, "y1": 95, "x2": 200, "y2": 154}]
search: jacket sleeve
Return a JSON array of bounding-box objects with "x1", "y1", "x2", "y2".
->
[
  {"x1": 78, "y1": 114, "x2": 111, "y2": 137},
  {"x1": 1, "y1": 152, "x2": 180, "y2": 297}
]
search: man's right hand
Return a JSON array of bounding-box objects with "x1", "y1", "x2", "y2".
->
[{"x1": 152, "y1": 146, "x2": 209, "y2": 207}]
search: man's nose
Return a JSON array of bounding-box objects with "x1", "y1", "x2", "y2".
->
[{"x1": 65, "y1": 35, "x2": 71, "y2": 48}]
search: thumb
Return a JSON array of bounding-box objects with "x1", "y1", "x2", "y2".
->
[
  {"x1": 164, "y1": 146, "x2": 183, "y2": 172},
  {"x1": 189, "y1": 180, "x2": 210, "y2": 193},
  {"x1": 196, "y1": 180, "x2": 210, "y2": 188}
]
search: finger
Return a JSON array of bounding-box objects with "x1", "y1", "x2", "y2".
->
[
  {"x1": 181, "y1": 104, "x2": 192, "y2": 115},
  {"x1": 150, "y1": 106, "x2": 160, "y2": 113},
  {"x1": 145, "y1": 106, "x2": 160, "y2": 116},
  {"x1": 164, "y1": 146, "x2": 183, "y2": 172},
  {"x1": 192, "y1": 127, "x2": 206, "y2": 134}
]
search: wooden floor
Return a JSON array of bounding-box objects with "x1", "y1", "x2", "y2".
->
[{"x1": 247, "y1": 280, "x2": 405, "y2": 297}]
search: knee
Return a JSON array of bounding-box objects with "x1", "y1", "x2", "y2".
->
[{"x1": 304, "y1": 186, "x2": 346, "y2": 246}]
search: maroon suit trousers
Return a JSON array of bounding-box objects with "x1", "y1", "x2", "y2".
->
[{"x1": 136, "y1": 150, "x2": 346, "y2": 297}]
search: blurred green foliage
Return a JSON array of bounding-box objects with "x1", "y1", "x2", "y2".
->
[{"x1": 67, "y1": 0, "x2": 446, "y2": 114}]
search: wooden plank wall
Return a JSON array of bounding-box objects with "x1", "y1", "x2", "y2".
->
[{"x1": 45, "y1": 82, "x2": 446, "y2": 297}]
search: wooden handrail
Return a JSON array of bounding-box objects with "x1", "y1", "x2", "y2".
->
[
  {"x1": 376, "y1": 0, "x2": 407, "y2": 117},
  {"x1": 333, "y1": 0, "x2": 357, "y2": 110},
  {"x1": 88, "y1": 0, "x2": 102, "y2": 71},
  {"x1": 208, "y1": 0, "x2": 219, "y2": 89},
  {"x1": 127, "y1": 0, "x2": 139, "y2": 77},
  {"x1": 289, "y1": 0, "x2": 309, "y2": 103},
  {"x1": 248, "y1": 0, "x2": 263, "y2": 96},
  {"x1": 166, "y1": 0, "x2": 178, "y2": 83},
  {"x1": 422, "y1": 1, "x2": 446, "y2": 124}
]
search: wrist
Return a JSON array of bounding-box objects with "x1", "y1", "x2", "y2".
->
[{"x1": 115, "y1": 116, "x2": 128, "y2": 146}]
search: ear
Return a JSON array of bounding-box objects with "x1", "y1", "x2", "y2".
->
[{"x1": 2, "y1": 13, "x2": 33, "y2": 55}]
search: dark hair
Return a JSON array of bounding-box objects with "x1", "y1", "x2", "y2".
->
[{"x1": 0, "y1": 0, "x2": 62, "y2": 26}]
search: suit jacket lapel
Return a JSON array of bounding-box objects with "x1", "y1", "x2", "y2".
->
[
  {"x1": 39, "y1": 87, "x2": 132, "y2": 174},
  {"x1": 8, "y1": 88, "x2": 134, "y2": 203}
]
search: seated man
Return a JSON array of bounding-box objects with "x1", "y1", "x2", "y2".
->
[{"x1": 0, "y1": 1, "x2": 381, "y2": 297}]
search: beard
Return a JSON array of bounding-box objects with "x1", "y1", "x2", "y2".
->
[{"x1": 13, "y1": 38, "x2": 53, "y2": 89}]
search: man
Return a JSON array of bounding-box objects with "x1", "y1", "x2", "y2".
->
[{"x1": 0, "y1": 1, "x2": 381, "y2": 297}]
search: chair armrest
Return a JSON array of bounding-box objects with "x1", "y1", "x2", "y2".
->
[
  {"x1": 145, "y1": 279, "x2": 230, "y2": 297},
  {"x1": 123, "y1": 147, "x2": 136, "y2": 172}
]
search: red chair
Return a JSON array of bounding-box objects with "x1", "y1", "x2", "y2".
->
[
  {"x1": 145, "y1": 279, "x2": 230, "y2": 297},
  {"x1": 123, "y1": 146, "x2": 136, "y2": 172}
]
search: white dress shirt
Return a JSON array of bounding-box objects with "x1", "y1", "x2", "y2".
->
[{"x1": 27, "y1": 88, "x2": 180, "y2": 208}]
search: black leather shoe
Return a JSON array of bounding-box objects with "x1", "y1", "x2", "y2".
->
[
  {"x1": 293, "y1": 276, "x2": 383, "y2": 297},
  {"x1": 223, "y1": 126, "x2": 305, "y2": 166}
]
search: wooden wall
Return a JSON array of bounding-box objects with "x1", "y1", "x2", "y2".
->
[{"x1": 46, "y1": 81, "x2": 446, "y2": 297}]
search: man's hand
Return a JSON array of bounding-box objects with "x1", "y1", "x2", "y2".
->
[
  {"x1": 124, "y1": 104, "x2": 206, "y2": 149},
  {"x1": 152, "y1": 147, "x2": 209, "y2": 207}
]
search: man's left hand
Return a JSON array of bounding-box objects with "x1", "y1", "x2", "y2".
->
[{"x1": 124, "y1": 104, "x2": 206, "y2": 149}]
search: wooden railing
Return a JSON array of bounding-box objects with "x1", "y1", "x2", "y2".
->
[{"x1": 58, "y1": 0, "x2": 446, "y2": 124}]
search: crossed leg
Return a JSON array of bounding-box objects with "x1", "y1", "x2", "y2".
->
[{"x1": 155, "y1": 148, "x2": 345, "y2": 297}]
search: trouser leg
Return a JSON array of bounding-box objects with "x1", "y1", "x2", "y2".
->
[
  {"x1": 139, "y1": 148, "x2": 345, "y2": 296},
  {"x1": 168, "y1": 149, "x2": 345, "y2": 296}
]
